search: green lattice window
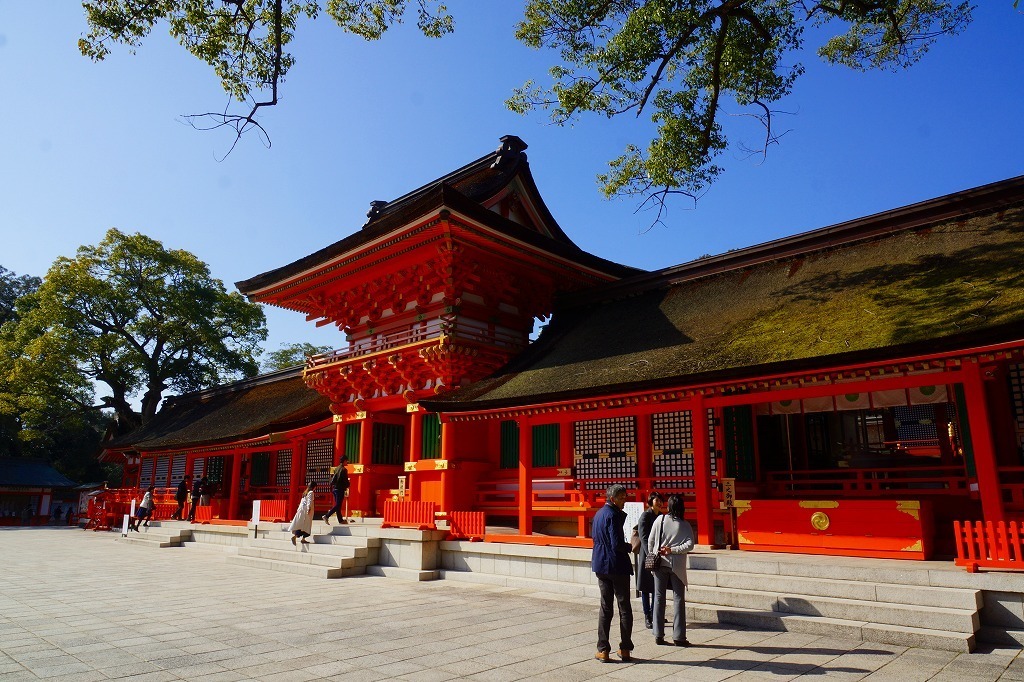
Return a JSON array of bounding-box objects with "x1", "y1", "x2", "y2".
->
[
  {"x1": 532, "y1": 424, "x2": 559, "y2": 468},
  {"x1": 500, "y1": 420, "x2": 518, "y2": 469},
  {"x1": 421, "y1": 414, "x2": 441, "y2": 459},
  {"x1": 250, "y1": 452, "x2": 271, "y2": 486},
  {"x1": 372, "y1": 423, "x2": 404, "y2": 465},
  {"x1": 344, "y1": 423, "x2": 361, "y2": 463}
]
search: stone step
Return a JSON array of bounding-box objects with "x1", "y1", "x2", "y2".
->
[
  {"x1": 251, "y1": 538, "x2": 370, "y2": 558},
  {"x1": 314, "y1": 534, "x2": 381, "y2": 548},
  {"x1": 688, "y1": 552, "x2": 937, "y2": 587},
  {"x1": 686, "y1": 584, "x2": 977, "y2": 634},
  {"x1": 687, "y1": 569, "x2": 982, "y2": 610},
  {"x1": 688, "y1": 602, "x2": 975, "y2": 653},
  {"x1": 226, "y1": 554, "x2": 361, "y2": 579},
  {"x1": 365, "y1": 566, "x2": 440, "y2": 581},
  {"x1": 118, "y1": 535, "x2": 179, "y2": 549},
  {"x1": 235, "y1": 545, "x2": 358, "y2": 568},
  {"x1": 439, "y1": 569, "x2": 596, "y2": 597}
]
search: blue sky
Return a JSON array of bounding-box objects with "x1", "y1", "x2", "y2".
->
[{"x1": 1, "y1": 2, "x2": 1022, "y2": 360}]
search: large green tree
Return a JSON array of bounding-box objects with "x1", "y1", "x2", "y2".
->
[
  {"x1": 0, "y1": 229, "x2": 267, "y2": 436},
  {"x1": 79, "y1": 0, "x2": 973, "y2": 214},
  {"x1": 261, "y1": 341, "x2": 333, "y2": 372}
]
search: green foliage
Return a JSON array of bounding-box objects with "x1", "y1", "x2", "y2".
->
[
  {"x1": 0, "y1": 229, "x2": 267, "y2": 438},
  {"x1": 261, "y1": 341, "x2": 333, "y2": 372},
  {"x1": 0, "y1": 266, "x2": 41, "y2": 328},
  {"x1": 79, "y1": 0, "x2": 974, "y2": 214},
  {"x1": 511, "y1": 0, "x2": 972, "y2": 212}
]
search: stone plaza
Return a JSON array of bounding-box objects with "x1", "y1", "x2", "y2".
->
[{"x1": 1, "y1": 527, "x2": 1023, "y2": 681}]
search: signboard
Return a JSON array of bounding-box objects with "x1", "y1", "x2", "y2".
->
[
  {"x1": 251, "y1": 500, "x2": 261, "y2": 524},
  {"x1": 122, "y1": 514, "x2": 130, "y2": 536},
  {"x1": 623, "y1": 501, "x2": 644, "y2": 538},
  {"x1": 721, "y1": 478, "x2": 736, "y2": 509},
  {"x1": 398, "y1": 476, "x2": 407, "y2": 500}
]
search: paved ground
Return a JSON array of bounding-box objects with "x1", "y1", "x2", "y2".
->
[{"x1": 1, "y1": 528, "x2": 1023, "y2": 681}]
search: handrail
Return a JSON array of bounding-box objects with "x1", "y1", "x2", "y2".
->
[{"x1": 306, "y1": 320, "x2": 526, "y2": 369}]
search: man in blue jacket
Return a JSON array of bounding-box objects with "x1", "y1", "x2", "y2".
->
[{"x1": 591, "y1": 483, "x2": 634, "y2": 662}]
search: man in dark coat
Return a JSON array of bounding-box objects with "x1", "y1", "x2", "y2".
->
[
  {"x1": 187, "y1": 476, "x2": 207, "y2": 522},
  {"x1": 172, "y1": 475, "x2": 191, "y2": 520},
  {"x1": 323, "y1": 456, "x2": 350, "y2": 525},
  {"x1": 591, "y1": 483, "x2": 634, "y2": 662}
]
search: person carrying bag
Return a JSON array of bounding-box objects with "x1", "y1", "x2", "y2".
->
[{"x1": 647, "y1": 494, "x2": 695, "y2": 647}]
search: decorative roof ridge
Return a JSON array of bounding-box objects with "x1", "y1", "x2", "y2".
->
[
  {"x1": 161, "y1": 365, "x2": 306, "y2": 407},
  {"x1": 561, "y1": 174, "x2": 1024, "y2": 307}
]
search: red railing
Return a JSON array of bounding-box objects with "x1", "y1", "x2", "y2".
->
[
  {"x1": 764, "y1": 466, "x2": 969, "y2": 497},
  {"x1": 193, "y1": 505, "x2": 213, "y2": 524},
  {"x1": 954, "y1": 520, "x2": 1024, "y2": 572},
  {"x1": 257, "y1": 499, "x2": 289, "y2": 523},
  {"x1": 381, "y1": 500, "x2": 437, "y2": 530},
  {"x1": 306, "y1": 320, "x2": 526, "y2": 370},
  {"x1": 448, "y1": 511, "x2": 486, "y2": 541}
]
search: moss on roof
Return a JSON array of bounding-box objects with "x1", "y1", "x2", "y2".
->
[
  {"x1": 429, "y1": 201, "x2": 1024, "y2": 409},
  {"x1": 108, "y1": 372, "x2": 330, "y2": 451}
]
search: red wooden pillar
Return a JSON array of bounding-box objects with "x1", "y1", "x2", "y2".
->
[
  {"x1": 636, "y1": 412, "x2": 653, "y2": 495},
  {"x1": 289, "y1": 439, "x2": 305, "y2": 511},
  {"x1": 228, "y1": 448, "x2": 242, "y2": 519},
  {"x1": 691, "y1": 396, "x2": 714, "y2": 546},
  {"x1": 559, "y1": 419, "x2": 574, "y2": 470},
  {"x1": 409, "y1": 410, "x2": 423, "y2": 464},
  {"x1": 333, "y1": 419, "x2": 344, "y2": 466},
  {"x1": 518, "y1": 418, "x2": 533, "y2": 535},
  {"x1": 440, "y1": 420, "x2": 454, "y2": 512},
  {"x1": 962, "y1": 361, "x2": 1006, "y2": 523},
  {"x1": 351, "y1": 415, "x2": 373, "y2": 515}
]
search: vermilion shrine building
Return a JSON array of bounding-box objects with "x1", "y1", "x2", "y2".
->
[{"x1": 104, "y1": 137, "x2": 1024, "y2": 560}]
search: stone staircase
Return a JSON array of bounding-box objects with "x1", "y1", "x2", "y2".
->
[
  {"x1": 224, "y1": 522, "x2": 380, "y2": 579},
  {"x1": 117, "y1": 522, "x2": 192, "y2": 549},
  {"x1": 685, "y1": 552, "x2": 981, "y2": 652},
  {"x1": 437, "y1": 542, "x2": 985, "y2": 652}
]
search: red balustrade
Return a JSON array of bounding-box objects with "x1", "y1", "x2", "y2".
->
[
  {"x1": 257, "y1": 499, "x2": 289, "y2": 523},
  {"x1": 954, "y1": 520, "x2": 1024, "y2": 572},
  {"x1": 448, "y1": 511, "x2": 486, "y2": 541},
  {"x1": 193, "y1": 505, "x2": 213, "y2": 524},
  {"x1": 381, "y1": 500, "x2": 437, "y2": 530}
]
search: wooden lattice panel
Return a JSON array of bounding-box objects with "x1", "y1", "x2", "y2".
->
[
  {"x1": 573, "y1": 416, "x2": 636, "y2": 459},
  {"x1": 170, "y1": 455, "x2": 186, "y2": 487},
  {"x1": 155, "y1": 456, "x2": 170, "y2": 489},
  {"x1": 305, "y1": 438, "x2": 334, "y2": 490},
  {"x1": 575, "y1": 457, "x2": 639, "y2": 491},
  {"x1": 275, "y1": 449, "x2": 292, "y2": 487},
  {"x1": 1011, "y1": 363, "x2": 1024, "y2": 458},
  {"x1": 651, "y1": 410, "x2": 718, "y2": 490}
]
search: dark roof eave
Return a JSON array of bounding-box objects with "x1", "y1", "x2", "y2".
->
[{"x1": 421, "y1": 322, "x2": 1024, "y2": 414}]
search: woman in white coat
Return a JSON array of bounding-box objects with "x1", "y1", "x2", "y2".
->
[
  {"x1": 289, "y1": 482, "x2": 316, "y2": 546},
  {"x1": 647, "y1": 494, "x2": 695, "y2": 646}
]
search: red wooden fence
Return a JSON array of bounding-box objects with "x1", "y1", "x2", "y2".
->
[
  {"x1": 447, "y1": 511, "x2": 486, "y2": 541},
  {"x1": 954, "y1": 520, "x2": 1024, "y2": 572},
  {"x1": 193, "y1": 505, "x2": 213, "y2": 524},
  {"x1": 258, "y1": 500, "x2": 289, "y2": 523},
  {"x1": 381, "y1": 500, "x2": 437, "y2": 530}
]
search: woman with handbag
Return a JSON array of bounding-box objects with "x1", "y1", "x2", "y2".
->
[
  {"x1": 289, "y1": 482, "x2": 317, "y2": 546},
  {"x1": 636, "y1": 491, "x2": 665, "y2": 629},
  {"x1": 647, "y1": 494, "x2": 695, "y2": 646}
]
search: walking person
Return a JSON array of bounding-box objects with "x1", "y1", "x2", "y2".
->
[
  {"x1": 637, "y1": 491, "x2": 666, "y2": 629},
  {"x1": 172, "y1": 475, "x2": 191, "y2": 520},
  {"x1": 130, "y1": 486, "x2": 155, "y2": 532},
  {"x1": 187, "y1": 476, "x2": 207, "y2": 522},
  {"x1": 289, "y1": 481, "x2": 316, "y2": 546},
  {"x1": 648, "y1": 494, "x2": 695, "y2": 647},
  {"x1": 591, "y1": 483, "x2": 634, "y2": 663},
  {"x1": 323, "y1": 456, "x2": 349, "y2": 525}
]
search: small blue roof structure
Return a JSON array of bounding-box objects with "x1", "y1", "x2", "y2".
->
[{"x1": 0, "y1": 459, "x2": 77, "y2": 488}]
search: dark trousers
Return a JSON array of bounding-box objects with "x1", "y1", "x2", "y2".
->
[
  {"x1": 596, "y1": 572, "x2": 633, "y2": 653},
  {"x1": 172, "y1": 499, "x2": 185, "y2": 520},
  {"x1": 324, "y1": 488, "x2": 344, "y2": 522}
]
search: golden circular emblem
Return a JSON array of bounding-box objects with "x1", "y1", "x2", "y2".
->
[{"x1": 810, "y1": 511, "x2": 830, "y2": 531}]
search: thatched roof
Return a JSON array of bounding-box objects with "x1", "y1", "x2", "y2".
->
[
  {"x1": 106, "y1": 368, "x2": 330, "y2": 451},
  {"x1": 425, "y1": 177, "x2": 1024, "y2": 411}
]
